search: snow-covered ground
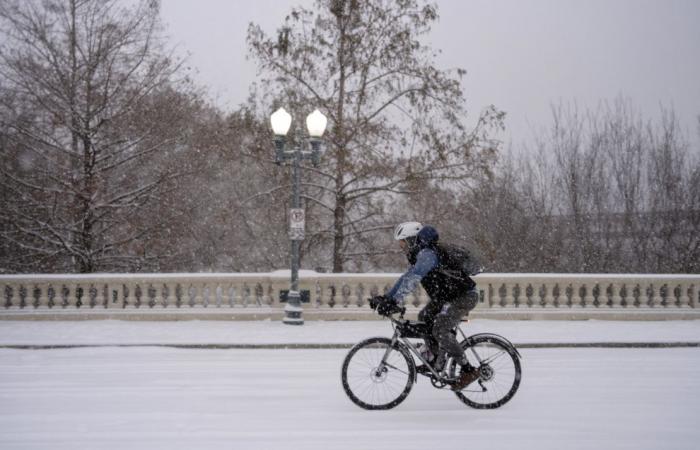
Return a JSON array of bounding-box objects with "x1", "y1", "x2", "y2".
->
[
  {"x1": 1, "y1": 319, "x2": 699, "y2": 346},
  {"x1": 1, "y1": 320, "x2": 699, "y2": 449}
]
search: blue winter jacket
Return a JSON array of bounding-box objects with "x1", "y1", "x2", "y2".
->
[{"x1": 387, "y1": 248, "x2": 438, "y2": 305}]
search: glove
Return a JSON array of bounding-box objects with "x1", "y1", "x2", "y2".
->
[
  {"x1": 369, "y1": 295, "x2": 387, "y2": 310},
  {"x1": 377, "y1": 297, "x2": 401, "y2": 316}
]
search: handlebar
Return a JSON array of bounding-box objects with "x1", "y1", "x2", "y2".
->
[{"x1": 387, "y1": 307, "x2": 407, "y2": 323}]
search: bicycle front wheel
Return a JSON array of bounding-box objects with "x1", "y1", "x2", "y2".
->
[
  {"x1": 341, "y1": 337, "x2": 416, "y2": 410},
  {"x1": 448, "y1": 335, "x2": 522, "y2": 409}
]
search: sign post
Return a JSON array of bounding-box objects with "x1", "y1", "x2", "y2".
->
[{"x1": 289, "y1": 208, "x2": 305, "y2": 241}]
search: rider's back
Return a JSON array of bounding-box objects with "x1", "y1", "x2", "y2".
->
[{"x1": 419, "y1": 243, "x2": 478, "y2": 299}]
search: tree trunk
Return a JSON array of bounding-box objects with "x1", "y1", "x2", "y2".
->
[{"x1": 332, "y1": 9, "x2": 347, "y2": 273}]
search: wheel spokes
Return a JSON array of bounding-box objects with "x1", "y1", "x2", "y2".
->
[{"x1": 344, "y1": 342, "x2": 412, "y2": 408}]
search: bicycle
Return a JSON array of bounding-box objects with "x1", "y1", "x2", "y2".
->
[{"x1": 341, "y1": 306, "x2": 522, "y2": 410}]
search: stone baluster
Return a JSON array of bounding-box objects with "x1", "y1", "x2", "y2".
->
[
  {"x1": 323, "y1": 281, "x2": 334, "y2": 308},
  {"x1": 15, "y1": 282, "x2": 24, "y2": 308},
  {"x1": 93, "y1": 283, "x2": 104, "y2": 309},
  {"x1": 64, "y1": 283, "x2": 78, "y2": 308},
  {"x1": 313, "y1": 281, "x2": 325, "y2": 308},
  {"x1": 106, "y1": 284, "x2": 120, "y2": 308},
  {"x1": 152, "y1": 284, "x2": 163, "y2": 308},
  {"x1": 191, "y1": 283, "x2": 204, "y2": 307},
  {"x1": 503, "y1": 283, "x2": 515, "y2": 308},
  {"x1": 181, "y1": 283, "x2": 191, "y2": 307},
  {"x1": 199, "y1": 284, "x2": 209, "y2": 308},
  {"x1": 219, "y1": 283, "x2": 231, "y2": 308},
  {"x1": 224, "y1": 283, "x2": 233, "y2": 307},
  {"x1": 21, "y1": 283, "x2": 29, "y2": 308},
  {"x1": 328, "y1": 283, "x2": 339, "y2": 308},
  {"x1": 651, "y1": 283, "x2": 663, "y2": 308},
  {"x1": 366, "y1": 283, "x2": 379, "y2": 304},
  {"x1": 690, "y1": 284, "x2": 697, "y2": 308},
  {"x1": 224, "y1": 282, "x2": 235, "y2": 308},
  {"x1": 28, "y1": 285, "x2": 38, "y2": 308},
  {"x1": 210, "y1": 283, "x2": 220, "y2": 307},
  {"x1": 346, "y1": 283, "x2": 359, "y2": 307},
  {"x1": 678, "y1": 283, "x2": 690, "y2": 308},
  {"x1": 339, "y1": 284, "x2": 350, "y2": 307},
  {"x1": 550, "y1": 283, "x2": 562, "y2": 308},
  {"x1": 29, "y1": 284, "x2": 39, "y2": 309},
  {"x1": 243, "y1": 284, "x2": 253, "y2": 307},
  {"x1": 104, "y1": 284, "x2": 115, "y2": 308},
  {"x1": 523, "y1": 284, "x2": 532, "y2": 307},
  {"x1": 124, "y1": 283, "x2": 135, "y2": 308},
  {"x1": 166, "y1": 282, "x2": 177, "y2": 307},
  {"x1": 1, "y1": 282, "x2": 10, "y2": 308},
  {"x1": 134, "y1": 283, "x2": 145, "y2": 308},
  {"x1": 223, "y1": 283, "x2": 234, "y2": 307},
  {"x1": 261, "y1": 283, "x2": 274, "y2": 306},
  {"x1": 252, "y1": 283, "x2": 264, "y2": 307},
  {"x1": 37, "y1": 283, "x2": 50, "y2": 308},
  {"x1": 152, "y1": 282, "x2": 162, "y2": 307},
  {"x1": 241, "y1": 283, "x2": 251, "y2": 307},
  {"x1": 354, "y1": 283, "x2": 365, "y2": 308},
  {"x1": 639, "y1": 283, "x2": 650, "y2": 307},
  {"x1": 183, "y1": 283, "x2": 193, "y2": 307},
  {"x1": 570, "y1": 283, "x2": 582, "y2": 308},
  {"x1": 14, "y1": 284, "x2": 25, "y2": 308},
  {"x1": 204, "y1": 283, "x2": 214, "y2": 307},
  {"x1": 231, "y1": 283, "x2": 243, "y2": 307},
  {"x1": 526, "y1": 284, "x2": 536, "y2": 308},
  {"x1": 143, "y1": 284, "x2": 152, "y2": 308},
  {"x1": 488, "y1": 283, "x2": 499, "y2": 307},
  {"x1": 8, "y1": 284, "x2": 18, "y2": 308},
  {"x1": 624, "y1": 283, "x2": 636, "y2": 308},
  {"x1": 332, "y1": 283, "x2": 342, "y2": 307},
  {"x1": 610, "y1": 283, "x2": 622, "y2": 308},
  {"x1": 583, "y1": 283, "x2": 595, "y2": 308},
  {"x1": 543, "y1": 283, "x2": 554, "y2": 308}
]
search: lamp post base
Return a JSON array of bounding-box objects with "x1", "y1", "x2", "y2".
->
[
  {"x1": 283, "y1": 292, "x2": 304, "y2": 325},
  {"x1": 282, "y1": 315, "x2": 304, "y2": 325}
]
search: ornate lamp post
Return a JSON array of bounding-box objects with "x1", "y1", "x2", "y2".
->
[{"x1": 270, "y1": 107, "x2": 327, "y2": 325}]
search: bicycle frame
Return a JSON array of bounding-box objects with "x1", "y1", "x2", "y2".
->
[
  {"x1": 380, "y1": 316, "x2": 447, "y2": 380},
  {"x1": 380, "y1": 315, "x2": 522, "y2": 382}
]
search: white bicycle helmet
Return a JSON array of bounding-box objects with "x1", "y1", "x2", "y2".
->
[{"x1": 393, "y1": 221, "x2": 423, "y2": 241}]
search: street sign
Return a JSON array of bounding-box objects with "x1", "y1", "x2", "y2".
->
[{"x1": 289, "y1": 208, "x2": 305, "y2": 240}]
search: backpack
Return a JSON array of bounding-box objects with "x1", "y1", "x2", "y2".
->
[{"x1": 436, "y1": 243, "x2": 483, "y2": 281}]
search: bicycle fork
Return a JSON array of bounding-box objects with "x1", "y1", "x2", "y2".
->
[{"x1": 376, "y1": 330, "x2": 416, "y2": 379}]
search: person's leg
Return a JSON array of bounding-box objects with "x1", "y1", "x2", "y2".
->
[
  {"x1": 417, "y1": 298, "x2": 443, "y2": 362},
  {"x1": 431, "y1": 290, "x2": 478, "y2": 367}
]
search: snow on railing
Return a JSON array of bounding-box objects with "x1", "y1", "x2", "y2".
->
[{"x1": 0, "y1": 271, "x2": 698, "y2": 319}]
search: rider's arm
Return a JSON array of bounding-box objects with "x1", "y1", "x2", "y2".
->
[{"x1": 386, "y1": 248, "x2": 438, "y2": 305}]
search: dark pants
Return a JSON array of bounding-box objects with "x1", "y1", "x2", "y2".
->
[{"x1": 418, "y1": 289, "x2": 478, "y2": 363}]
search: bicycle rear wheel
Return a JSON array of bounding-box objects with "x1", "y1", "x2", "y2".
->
[
  {"x1": 341, "y1": 337, "x2": 416, "y2": 410},
  {"x1": 448, "y1": 335, "x2": 521, "y2": 409}
]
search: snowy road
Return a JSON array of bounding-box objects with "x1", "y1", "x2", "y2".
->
[{"x1": 1, "y1": 346, "x2": 699, "y2": 450}]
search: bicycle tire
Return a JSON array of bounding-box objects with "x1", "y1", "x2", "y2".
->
[
  {"x1": 449, "y1": 335, "x2": 521, "y2": 409},
  {"x1": 341, "y1": 337, "x2": 416, "y2": 410}
]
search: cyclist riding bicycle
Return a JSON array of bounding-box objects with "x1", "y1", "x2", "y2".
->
[{"x1": 370, "y1": 222, "x2": 481, "y2": 391}]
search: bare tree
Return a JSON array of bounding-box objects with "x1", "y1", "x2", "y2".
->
[
  {"x1": 0, "y1": 0, "x2": 188, "y2": 272},
  {"x1": 247, "y1": 0, "x2": 502, "y2": 272},
  {"x1": 483, "y1": 98, "x2": 700, "y2": 273},
  {"x1": 645, "y1": 108, "x2": 700, "y2": 272}
]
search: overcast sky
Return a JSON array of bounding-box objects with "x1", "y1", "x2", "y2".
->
[{"x1": 160, "y1": 0, "x2": 700, "y2": 148}]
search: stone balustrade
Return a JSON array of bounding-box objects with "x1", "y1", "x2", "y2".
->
[{"x1": 1, "y1": 271, "x2": 698, "y2": 320}]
